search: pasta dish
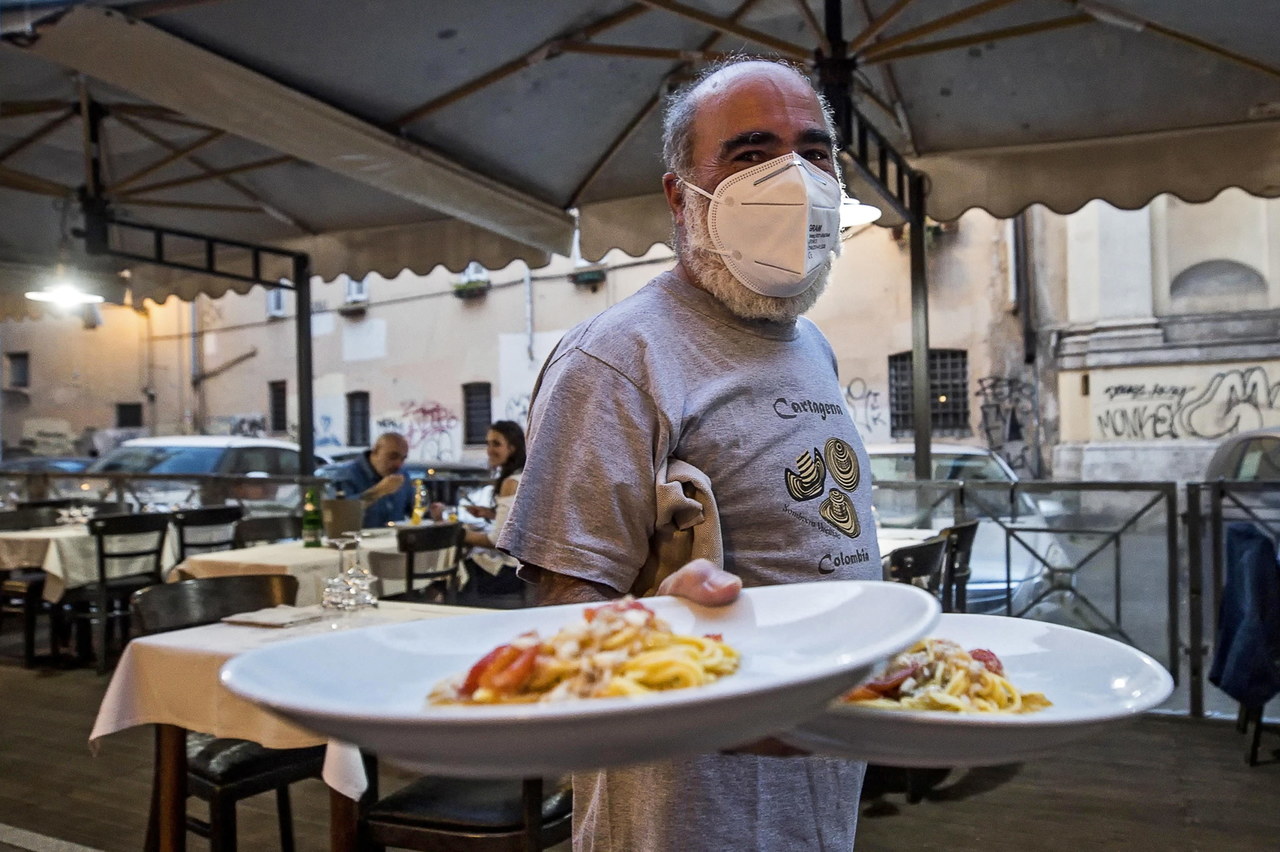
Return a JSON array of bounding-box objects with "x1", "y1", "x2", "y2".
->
[
  {"x1": 430, "y1": 598, "x2": 739, "y2": 705},
  {"x1": 845, "y1": 638, "x2": 1051, "y2": 714}
]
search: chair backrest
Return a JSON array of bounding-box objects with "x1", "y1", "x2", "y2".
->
[
  {"x1": 234, "y1": 514, "x2": 302, "y2": 548},
  {"x1": 131, "y1": 574, "x2": 300, "y2": 634},
  {"x1": 89, "y1": 512, "x2": 172, "y2": 586},
  {"x1": 397, "y1": 523, "x2": 465, "y2": 589},
  {"x1": 883, "y1": 536, "x2": 950, "y2": 593},
  {"x1": 938, "y1": 519, "x2": 981, "y2": 613},
  {"x1": 0, "y1": 506, "x2": 60, "y2": 531},
  {"x1": 173, "y1": 505, "x2": 245, "y2": 560}
]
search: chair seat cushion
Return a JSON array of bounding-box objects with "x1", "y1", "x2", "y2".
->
[
  {"x1": 366, "y1": 776, "x2": 571, "y2": 831},
  {"x1": 62, "y1": 574, "x2": 156, "y2": 603},
  {"x1": 186, "y1": 733, "x2": 324, "y2": 784},
  {"x1": 1, "y1": 570, "x2": 45, "y2": 593}
]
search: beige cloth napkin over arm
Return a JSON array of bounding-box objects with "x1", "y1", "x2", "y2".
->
[{"x1": 632, "y1": 458, "x2": 724, "y2": 597}]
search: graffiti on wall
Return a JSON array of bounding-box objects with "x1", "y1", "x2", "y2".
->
[
  {"x1": 375, "y1": 400, "x2": 459, "y2": 459},
  {"x1": 976, "y1": 376, "x2": 1039, "y2": 474},
  {"x1": 229, "y1": 414, "x2": 267, "y2": 437},
  {"x1": 315, "y1": 414, "x2": 342, "y2": 448},
  {"x1": 843, "y1": 378, "x2": 886, "y2": 439},
  {"x1": 1095, "y1": 365, "x2": 1280, "y2": 441},
  {"x1": 504, "y1": 393, "x2": 530, "y2": 428}
]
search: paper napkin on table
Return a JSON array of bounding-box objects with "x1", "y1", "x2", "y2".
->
[{"x1": 221, "y1": 604, "x2": 326, "y2": 628}]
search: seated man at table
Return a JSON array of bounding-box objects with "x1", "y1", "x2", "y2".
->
[{"x1": 330, "y1": 432, "x2": 414, "y2": 527}]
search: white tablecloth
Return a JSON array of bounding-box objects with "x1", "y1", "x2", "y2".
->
[
  {"x1": 90, "y1": 600, "x2": 478, "y2": 799},
  {"x1": 0, "y1": 524, "x2": 181, "y2": 602},
  {"x1": 876, "y1": 527, "x2": 941, "y2": 555},
  {"x1": 176, "y1": 532, "x2": 407, "y2": 606}
]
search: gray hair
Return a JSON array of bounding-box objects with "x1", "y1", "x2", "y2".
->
[{"x1": 660, "y1": 56, "x2": 838, "y2": 180}]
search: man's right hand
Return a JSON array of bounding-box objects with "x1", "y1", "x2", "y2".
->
[
  {"x1": 656, "y1": 558, "x2": 741, "y2": 606},
  {"x1": 366, "y1": 473, "x2": 405, "y2": 500}
]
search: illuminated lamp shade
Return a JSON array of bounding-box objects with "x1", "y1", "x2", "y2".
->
[
  {"x1": 25, "y1": 266, "x2": 105, "y2": 307},
  {"x1": 839, "y1": 194, "x2": 883, "y2": 228}
]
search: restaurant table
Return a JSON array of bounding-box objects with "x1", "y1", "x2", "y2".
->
[
  {"x1": 174, "y1": 530, "x2": 418, "y2": 605},
  {"x1": 90, "y1": 600, "x2": 482, "y2": 852},
  {"x1": 875, "y1": 526, "x2": 941, "y2": 556},
  {"x1": 0, "y1": 523, "x2": 181, "y2": 602}
]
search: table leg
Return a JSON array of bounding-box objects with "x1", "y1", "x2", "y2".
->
[
  {"x1": 329, "y1": 787, "x2": 359, "y2": 852},
  {"x1": 154, "y1": 723, "x2": 187, "y2": 852}
]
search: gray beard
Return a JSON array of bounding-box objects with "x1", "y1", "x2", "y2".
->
[{"x1": 679, "y1": 190, "x2": 830, "y2": 323}]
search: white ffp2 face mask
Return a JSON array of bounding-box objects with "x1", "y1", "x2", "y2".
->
[{"x1": 681, "y1": 152, "x2": 842, "y2": 298}]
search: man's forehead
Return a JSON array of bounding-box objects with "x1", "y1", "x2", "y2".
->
[{"x1": 689, "y1": 67, "x2": 827, "y2": 151}]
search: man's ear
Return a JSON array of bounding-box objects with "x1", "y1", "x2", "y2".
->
[{"x1": 662, "y1": 172, "x2": 684, "y2": 225}]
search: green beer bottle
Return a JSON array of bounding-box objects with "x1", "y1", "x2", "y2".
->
[{"x1": 302, "y1": 486, "x2": 323, "y2": 547}]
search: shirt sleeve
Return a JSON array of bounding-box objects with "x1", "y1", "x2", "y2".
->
[{"x1": 497, "y1": 348, "x2": 665, "y2": 594}]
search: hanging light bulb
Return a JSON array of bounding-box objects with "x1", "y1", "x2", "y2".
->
[
  {"x1": 25, "y1": 263, "x2": 104, "y2": 307},
  {"x1": 29, "y1": 200, "x2": 104, "y2": 307}
]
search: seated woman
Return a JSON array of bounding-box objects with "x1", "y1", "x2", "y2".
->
[{"x1": 434, "y1": 421, "x2": 526, "y2": 598}]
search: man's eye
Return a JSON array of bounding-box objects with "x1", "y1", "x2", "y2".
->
[{"x1": 803, "y1": 149, "x2": 832, "y2": 162}]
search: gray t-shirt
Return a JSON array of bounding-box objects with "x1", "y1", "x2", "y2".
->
[{"x1": 498, "y1": 269, "x2": 879, "y2": 852}]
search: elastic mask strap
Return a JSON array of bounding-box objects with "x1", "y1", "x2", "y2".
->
[{"x1": 678, "y1": 178, "x2": 717, "y2": 202}]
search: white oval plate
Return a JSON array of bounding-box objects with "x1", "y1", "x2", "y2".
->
[
  {"x1": 781, "y1": 613, "x2": 1174, "y2": 767},
  {"x1": 220, "y1": 581, "x2": 939, "y2": 777}
]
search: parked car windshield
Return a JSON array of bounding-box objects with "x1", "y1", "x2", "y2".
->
[
  {"x1": 869, "y1": 452, "x2": 1013, "y2": 483},
  {"x1": 87, "y1": 446, "x2": 225, "y2": 475}
]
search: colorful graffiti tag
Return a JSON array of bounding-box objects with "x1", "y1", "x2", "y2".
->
[{"x1": 375, "y1": 400, "x2": 460, "y2": 459}]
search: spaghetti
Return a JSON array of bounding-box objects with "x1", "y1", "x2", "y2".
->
[
  {"x1": 429, "y1": 598, "x2": 739, "y2": 705},
  {"x1": 845, "y1": 638, "x2": 1051, "y2": 714}
]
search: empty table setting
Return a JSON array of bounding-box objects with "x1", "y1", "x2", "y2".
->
[
  {"x1": 90, "y1": 599, "x2": 482, "y2": 852},
  {"x1": 175, "y1": 530, "x2": 407, "y2": 605},
  {"x1": 0, "y1": 520, "x2": 181, "y2": 602}
]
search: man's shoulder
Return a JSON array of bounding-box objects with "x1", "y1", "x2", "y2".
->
[
  {"x1": 561, "y1": 270, "x2": 683, "y2": 349},
  {"x1": 335, "y1": 455, "x2": 372, "y2": 480}
]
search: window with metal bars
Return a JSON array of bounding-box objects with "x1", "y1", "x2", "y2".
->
[
  {"x1": 116, "y1": 403, "x2": 143, "y2": 429},
  {"x1": 346, "y1": 391, "x2": 370, "y2": 447},
  {"x1": 268, "y1": 380, "x2": 288, "y2": 433},
  {"x1": 887, "y1": 349, "x2": 971, "y2": 438},
  {"x1": 462, "y1": 382, "x2": 492, "y2": 446}
]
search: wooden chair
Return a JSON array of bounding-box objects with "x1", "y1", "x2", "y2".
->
[
  {"x1": 173, "y1": 505, "x2": 244, "y2": 560},
  {"x1": 355, "y1": 755, "x2": 571, "y2": 852},
  {"x1": 0, "y1": 506, "x2": 63, "y2": 666},
  {"x1": 63, "y1": 512, "x2": 172, "y2": 674},
  {"x1": 873, "y1": 534, "x2": 955, "y2": 804},
  {"x1": 881, "y1": 536, "x2": 949, "y2": 595},
  {"x1": 390, "y1": 523, "x2": 465, "y2": 604},
  {"x1": 234, "y1": 515, "x2": 302, "y2": 548},
  {"x1": 937, "y1": 520, "x2": 981, "y2": 613},
  {"x1": 131, "y1": 575, "x2": 324, "y2": 852}
]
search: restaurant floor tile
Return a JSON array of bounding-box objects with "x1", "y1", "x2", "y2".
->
[{"x1": 1, "y1": 627, "x2": 1276, "y2": 851}]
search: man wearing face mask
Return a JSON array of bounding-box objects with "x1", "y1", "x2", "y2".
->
[{"x1": 498, "y1": 57, "x2": 879, "y2": 851}]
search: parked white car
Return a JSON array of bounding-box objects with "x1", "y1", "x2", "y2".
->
[
  {"x1": 866, "y1": 442, "x2": 1067, "y2": 615},
  {"x1": 83, "y1": 435, "x2": 322, "y2": 512}
]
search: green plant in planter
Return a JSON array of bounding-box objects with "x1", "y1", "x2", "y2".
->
[
  {"x1": 453, "y1": 261, "x2": 491, "y2": 299},
  {"x1": 452, "y1": 278, "x2": 490, "y2": 299}
]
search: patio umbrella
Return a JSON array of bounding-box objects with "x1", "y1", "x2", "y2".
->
[{"x1": 2, "y1": 0, "x2": 1278, "y2": 464}]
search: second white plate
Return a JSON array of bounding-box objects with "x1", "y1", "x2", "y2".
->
[
  {"x1": 782, "y1": 613, "x2": 1174, "y2": 767},
  {"x1": 220, "y1": 580, "x2": 939, "y2": 777}
]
